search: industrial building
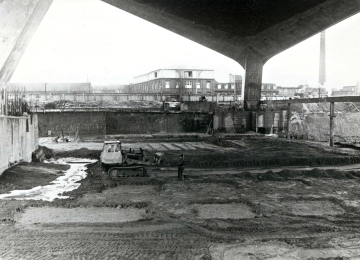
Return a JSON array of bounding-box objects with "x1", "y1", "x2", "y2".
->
[
  {"x1": 129, "y1": 69, "x2": 242, "y2": 97},
  {"x1": 261, "y1": 83, "x2": 279, "y2": 98},
  {"x1": 277, "y1": 85, "x2": 306, "y2": 98},
  {"x1": 130, "y1": 69, "x2": 215, "y2": 95}
]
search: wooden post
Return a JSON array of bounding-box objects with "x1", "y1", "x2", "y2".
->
[
  {"x1": 287, "y1": 103, "x2": 291, "y2": 139},
  {"x1": 330, "y1": 102, "x2": 335, "y2": 147}
]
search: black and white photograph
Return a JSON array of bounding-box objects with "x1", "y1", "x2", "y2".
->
[{"x1": 1, "y1": 0, "x2": 360, "y2": 259}]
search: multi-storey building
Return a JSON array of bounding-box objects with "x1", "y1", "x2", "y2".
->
[
  {"x1": 130, "y1": 69, "x2": 216, "y2": 95},
  {"x1": 261, "y1": 83, "x2": 279, "y2": 98},
  {"x1": 214, "y1": 74, "x2": 242, "y2": 97},
  {"x1": 277, "y1": 85, "x2": 307, "y2": 98},
  {"x1": 130, "y1": 69, "x2": 243, "y2": 97}
]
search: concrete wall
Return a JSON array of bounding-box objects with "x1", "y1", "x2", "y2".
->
[
  {"x1": 257, "y1": 110, "x2": 288, "y2": 134},
  {"x1": 37, "y1": 112, "x2": 106, "y2": 137},
  {"x1": 37, "y1": 111, "x2": 213, "y2": 136},
  {"x1": 0, "y1": 114, "x2": 38, "y2": 175},
  {"x1": 106, "y1": 112, "x2": 187, "y2": 134},
  {"x1": 213, "y1": 110, "x2": 251, "y2": 132},
  {"x1": 180, "y1": 101, "x2": 217, "y2": 112}
]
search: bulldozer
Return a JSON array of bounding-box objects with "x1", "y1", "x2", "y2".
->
[{"x1": 100, "y1": 140, "x2": 163, "y2": 179}]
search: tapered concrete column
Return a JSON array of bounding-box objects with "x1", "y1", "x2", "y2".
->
[
  {"x1": 244, "y1": 50, "x2": 264, "y2": 111},
  {"x1": 329, "y1": 102, "x2": 335, "y2": 147}
]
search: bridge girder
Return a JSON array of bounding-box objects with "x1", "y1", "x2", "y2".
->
[{"x1": 101, "y1": 0, "x2": 360, "y2": 67}]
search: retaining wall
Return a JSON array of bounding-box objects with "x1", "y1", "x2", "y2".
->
[
  {"x1": 106, "y1": 112, "x2": 185, "y2": 134},
  {"x1": 37, "y1": 112, "x2": 106, "y2": 137},
  {"x1": 0, "y1": 114, "x2": 38, "y2": 175},
  {"x1": 37, "y1": 111, "x2": 213, "y2": 137}
]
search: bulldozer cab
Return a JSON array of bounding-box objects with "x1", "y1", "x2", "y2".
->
[{"x1": 100, "y1": 141, "x2": 123, "y2": 165}]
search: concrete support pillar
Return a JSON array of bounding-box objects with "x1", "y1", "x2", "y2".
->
[
  {"x1": 244, "y1": 50, "x2": 264, "y2": 111},
  {"x1": 329, "y1": 102, "x2": 335, "y2": 147},
  {"x1": 287, "y1": 103, "x2": 291, "y2": 139}
]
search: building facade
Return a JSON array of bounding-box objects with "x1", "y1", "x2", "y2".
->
[
  {"x1": 214, "y1": 74, "x2": 242, "y2": 97},
  {"x1": 275, "y1": 85, "x2": 310, "y2": 98},
  {"x1": 130, "y1": 69, "x2": 215, "y2": 95},
  {"x1": 130, "y1": 69, "x2": 243, "y2": 97},
  {"x1": 261, "y1": 83, "x2": 279, "y2": 98}
]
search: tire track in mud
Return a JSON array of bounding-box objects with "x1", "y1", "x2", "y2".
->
[{"x1": 0, "y1": 226, "x2": 211, "y2": 260}]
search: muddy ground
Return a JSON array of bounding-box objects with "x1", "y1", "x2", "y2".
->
[{"x1": 1, "y1": 137, "x2": 360, "y2": 259}]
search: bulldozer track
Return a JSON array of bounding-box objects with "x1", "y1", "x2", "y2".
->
[
  {"x1": 107, "y1": 166, "x2": 147, "y2": 179},
  {"x1": 0, "y1": 226, "x2": 211, "y2": 260}
]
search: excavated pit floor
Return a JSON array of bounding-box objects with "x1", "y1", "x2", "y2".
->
[{"x1": 1, "y1": 137, "x2": 360, "y2": 259}]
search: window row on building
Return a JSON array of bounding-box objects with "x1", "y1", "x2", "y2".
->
[{"x1": 129, "y1": 69, "x2": 243, "y2": 95}]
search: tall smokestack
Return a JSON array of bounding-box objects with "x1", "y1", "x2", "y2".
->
[{"x1": 319, "y1": 31, "x2": 326, "y2": 86}]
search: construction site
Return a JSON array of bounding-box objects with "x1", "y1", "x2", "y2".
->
[
  {"x1": 2, "y1": 0, "x2": 360, "y2": 259},
  {"x1": 1, "y1": 133, "x2": 360, "y2": 259}
]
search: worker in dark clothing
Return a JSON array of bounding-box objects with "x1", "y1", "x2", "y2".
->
[{"x1": 177, "y1": 154, "x2": 185, "y2": 181}]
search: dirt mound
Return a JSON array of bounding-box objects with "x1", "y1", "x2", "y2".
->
[
  {"x1": 32, "y1": 146, "x2": 56, "y2": 162},
  {"x1": 277, "y1": 169, "x2": 298, "y2": 178},
  {"x1": 347, "y1": 170, "x2": 360, "y2": 178},
  {"x1": 257, "y1": 170, "x2": 282, "y2": 181},
  {"x1": 206, "y1": 134, "x2": 230, "y2": 147},
  {"x1": 325, "y1": 169, "x2": 356, "y2": 179},
  {"x1": 56, "y1": 148, "x2": 101, "y2": 159},
  {"x1": 305, "y1": 168, "x2": 328, "y2": 178}
]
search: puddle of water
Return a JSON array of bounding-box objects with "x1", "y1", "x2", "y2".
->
[
  {"x1": 0, "y1": 158, "x2": 97, "y2": 202},
  {"x1": 16, "y1": 207, "x2": 145, "y2": 224}
]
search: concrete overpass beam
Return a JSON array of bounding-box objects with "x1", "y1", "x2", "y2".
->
[{"x1": 243, "y1": 49, "x2": 263, "y2": 111}]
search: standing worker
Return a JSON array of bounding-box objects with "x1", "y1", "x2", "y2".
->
[{"x1": 177, "y1": 154, "x2": 185, "y2": 181}]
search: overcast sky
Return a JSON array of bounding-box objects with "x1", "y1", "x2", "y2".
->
[{"x1": 10, "y1": 0, "x2": 360, "y2": 89}]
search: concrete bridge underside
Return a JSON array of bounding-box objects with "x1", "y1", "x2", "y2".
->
[{"x1": 102, "y1": 0, "x2": 360, "y2": 110}]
